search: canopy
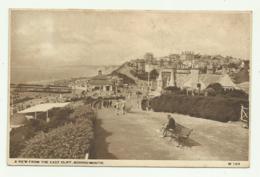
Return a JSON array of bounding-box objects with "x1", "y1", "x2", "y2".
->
[{"x1": 18, "y1": 102, "x2": 70, "y2": 113}]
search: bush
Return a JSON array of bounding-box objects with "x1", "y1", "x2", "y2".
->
[
  {"x1": 223, "y1": 89, "x2": 248, "y2": 99},
  {"x1": 83, "y1": 96, "x2": 96, "y2": 105},
  {"x1": 19, "y1": 106, "x2": 95, "y2": 159},
  {"x1": 207, "y1": 83, "x2": 224, "y2": 95},
  {"x1": 207, "y1": 83, "x2": 249, "y2": 99},
  {"x1": 164, "y1": 86, "x2": 180, "y2": 92},
  {"x1": 10, "y1": 105, "x2": 93, "y2": 158},
  {"x1": 163, "y1": 86, "x2": 184, "y2": 95},
  {"x1": 150, "y1": 94, "x2": 249, "y2": 122},
  {"x1": 19, "y1": 118, "x2": 94, "y2": 159},
  {"x1": 205, "y1": 88, "x2": 216, "y2": 96},
  {"x1": 9, "y1": 123, "x2": 35, "y2": 158}
]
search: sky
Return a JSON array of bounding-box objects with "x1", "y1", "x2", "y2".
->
[{"x1": 10, "y1": 10, "x2": 252, "y2": 67}]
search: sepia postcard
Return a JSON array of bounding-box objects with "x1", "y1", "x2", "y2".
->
[{"x1": 8, "y1": 9, "x2": 251, "y2": 167}]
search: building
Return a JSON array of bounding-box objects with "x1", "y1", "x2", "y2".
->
[
  {"x1": 180, "y1": 51, "x2": 195, "y2": 60},
  {"x1": 182, "y1": 73, "x2": 238, "y2": 90},
  {"x1": 156, "y1": 67, "x2": 238, "y2": 91},
  {"x1": 135, "y1": 59, "x2": 145, "y2": 74},
  {"x1": 88, "y1": 70, "x2": 122, "y2": 92},
  {"x1": 169, "y1": 53, "x2": 180, "y2": 61},
  {"x1": 18, "y1": 102, "x2": 70, "y2": 123}
]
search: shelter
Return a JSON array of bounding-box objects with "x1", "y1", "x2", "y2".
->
[{"x1": 18, "y1": 102, "x2": 70, "y2": 122}]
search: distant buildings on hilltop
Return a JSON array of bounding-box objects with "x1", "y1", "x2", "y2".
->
[
  {"x1": 127, "y1": 51, "x2": 248, "y2": 93},
  {"x1": 128, "y1": 51, "x2": 247, "y2": 76}
]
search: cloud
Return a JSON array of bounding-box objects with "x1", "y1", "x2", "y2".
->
[{"x1": 10, "y1": 10, "x2": 251, "y2": 67}]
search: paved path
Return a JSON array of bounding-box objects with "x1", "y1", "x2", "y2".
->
[{"x1": 93, "y1": 108, "x2": 249, "y2": 160}]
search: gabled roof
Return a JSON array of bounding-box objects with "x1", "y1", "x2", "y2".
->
[
  {"x1": 177, "y1": 74, "x2": 237, "y2": 89},
  {"x1": 182, "y1": 77, "x2": 206, "y2": 89}
]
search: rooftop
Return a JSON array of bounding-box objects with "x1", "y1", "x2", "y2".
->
[{"x1": 18, "y1": 102, "x2": 70, "y2": 113}]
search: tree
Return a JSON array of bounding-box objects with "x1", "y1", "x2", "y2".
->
[
  {"x1": 206, "y1": 83, "x2": 224, "y2": 95},
  {"x1": 150, "y1": 69, "x2": 159, "y2": 80},
  {"x1": 164, "y1": 86, "x2": 181, "y2": 92},
  {"x1": 205, "y1": 88, "x2": 216, "y2": 96},
  {"x1": 228, "y1": 63, "x2": 238, "y2": 69}
]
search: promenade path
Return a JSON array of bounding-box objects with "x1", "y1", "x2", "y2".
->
[{"x1": 93, "y1": 108, "x2": 248, "y2": 161}]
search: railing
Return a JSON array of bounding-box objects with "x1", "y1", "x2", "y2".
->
[{"x1": 240, "y1": 105, "x2": 249, "y2": 128}]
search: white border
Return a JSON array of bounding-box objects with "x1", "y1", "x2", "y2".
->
[{"x1": 1, "y1": 0, "x2": 260, "y2": 177}]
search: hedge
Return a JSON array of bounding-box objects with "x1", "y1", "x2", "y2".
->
[
  {"x1": 19, "y1": 111, "x2": 95, "y2": 159},
  {"x1": 150, "y1": 94, "x2": 249, "y2": 122},
  {"x1": 19, "y1": 118, "x2": 94, "y2": 159},
  {"x1": 10, "y1": 107, "x2": 74, "y2": 158},
  {"x1": 13, "y1": 105, "x2": 95, "y2": 159}
]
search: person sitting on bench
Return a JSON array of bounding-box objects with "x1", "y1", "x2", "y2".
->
[{"x1": 162, "y1": 115, "x2": 176, "y2": 137}]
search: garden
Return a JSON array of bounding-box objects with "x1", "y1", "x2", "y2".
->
[{"x1": 10, "y1": 104, "x2": 95, "y2": 159}]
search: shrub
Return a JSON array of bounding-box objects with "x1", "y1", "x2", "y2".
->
[
  {"x1": 205, "y1": 88, "x2": 216, "y2": 96},
  {"x1": 46, "y1": 107, "x2": 74, "y2": 130},
  {"x1": 19, "y1": 118, "x2": 94, "y2": 159},
  {"x1": 150, "y1": 69, "x2": 159, "y2": 80},
  {"x1": 84, "y1": 96, "x2": 96, "y2": 105},
  {"x1": 150, "y1": 94, "x2": 249, "y2": 122},
  {"x1": 10, "y1": 105, "x2": 92, "y2": 158},
  {"x1": 164, "y1": 86, "x2": 180, "y2": 92},
  {"x1": 9, "y1": 124, "x2": 35, "y2": 158},
  {"x1": 222, "y1": 89, "x2": 248, "y2": 99},
  {"x1": 207, "y1": 83, "x2": 224, "y2": 95},
  {"x1": 19, "y1": 106, "x2": 95, "y2": 159}
]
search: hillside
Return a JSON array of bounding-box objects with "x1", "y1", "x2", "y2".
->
[
  {"x1": 111, "y1": 62, "x2": 159, "y2": 85},
  {"x1": 111, "y1": 63, "x2": 138, "y2": 84}
]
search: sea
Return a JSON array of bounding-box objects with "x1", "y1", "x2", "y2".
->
[{"x1": 10, "y1": 65, "x2": 118, "y2": 84}]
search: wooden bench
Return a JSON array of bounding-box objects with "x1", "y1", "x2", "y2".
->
[{"x1": 161, "y1": 123, "x2": 193, "y2": 147}]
